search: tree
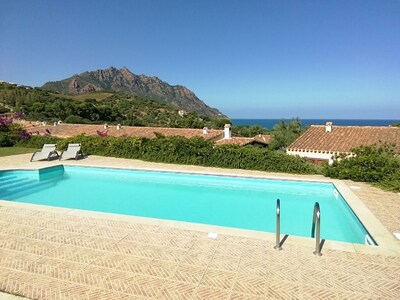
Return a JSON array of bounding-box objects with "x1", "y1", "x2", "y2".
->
[{"x1": 269, "y1": 118, "x2": 304, "y2": 150}]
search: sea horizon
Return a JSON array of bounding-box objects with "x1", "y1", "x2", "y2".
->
[{"x1": 231, "y1": 118, "x2": 399, "y2": 129}]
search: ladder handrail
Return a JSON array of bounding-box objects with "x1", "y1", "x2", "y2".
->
[
  {"x1": 274, "y1": 198, "x2": 282, "y2": 250},
  {"x1": 311, "y1": 202, "x2": 322, "y2": 256}
]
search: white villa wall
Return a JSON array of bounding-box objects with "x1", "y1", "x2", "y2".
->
[{"x1": 286, "y1": 149, "x2": 335, "y2": 165}]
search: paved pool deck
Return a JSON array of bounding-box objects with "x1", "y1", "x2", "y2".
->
[{"x1": 0, "y1": 154, "x2": 399, "y2": 299}]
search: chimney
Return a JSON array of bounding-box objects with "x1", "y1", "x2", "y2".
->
[
  {"x1": 224, "y1": 124, "x2": 232, "y2": 139},
  {"x1": 202, "y1": 127, "x2": 208, "y2": 135},
  {"x1": 325, "y1": 122, "x2": 333, "y2": 132}
]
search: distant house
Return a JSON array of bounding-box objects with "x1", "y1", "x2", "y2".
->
[
  {"x1": 215, "y1": 125, "x2": 271, "y2": 147},
  {"x1": 287, "y1": 122, "x2": 400, "y2": 165},
  {"x1": 28, "y1": 122, "x2": 272, "y2": 147},
  {"x1": 28, "y1": 123, "x2": 224, "y2": 140}
]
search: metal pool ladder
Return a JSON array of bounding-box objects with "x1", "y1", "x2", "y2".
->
[
  {"x1": 274, "y1": 199, "x2": 282, "y2": 250},
  {"x1": 311, "y1": 202, "x2": 322, "y2": 256}
]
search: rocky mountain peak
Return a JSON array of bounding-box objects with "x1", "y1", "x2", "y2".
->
[{"x1": 41, "y1": 67, "x2": 226, "y2": 118}]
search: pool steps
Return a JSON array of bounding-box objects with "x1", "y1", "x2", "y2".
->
[{"x1": 0, "y1": 175, "x2": 56, "y2": 199}]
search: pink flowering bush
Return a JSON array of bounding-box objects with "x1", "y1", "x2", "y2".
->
[{"x1": 0, "y1": 113, "x2": 30, "y2": 146}]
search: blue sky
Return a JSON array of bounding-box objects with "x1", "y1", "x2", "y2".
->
[{"x1": 0, "y1": 0, "x2": 399, "y2": 119}]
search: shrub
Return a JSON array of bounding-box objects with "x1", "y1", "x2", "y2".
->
[
  {"x1": 323, "y1": 144, "x2": 400, "y2": 192},
  {"x1": 19, "y1": 134, "x2": 316, "y2": 174},
  {"x1": 0, "y1": 114, "x2": 27, "y2": 146},
  {"x1": 16, "y1": 135, "x2": 61, "y2": 148}
]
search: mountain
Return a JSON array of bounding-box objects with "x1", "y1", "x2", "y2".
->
[
  {"x1": 42, "y1": 67, "x2": 226, "y2": 118},
  {"x1": 0, "y1": 81, "x2": 228, "y2": 128}
]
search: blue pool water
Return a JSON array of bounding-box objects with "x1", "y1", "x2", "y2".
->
[{"x1": 0, "y1": 166, "x2": 373, "y2": 244}]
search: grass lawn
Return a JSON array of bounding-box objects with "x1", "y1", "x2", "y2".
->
[{"x1": 0, "y1": 147, "x2": 38, "y2": 157}]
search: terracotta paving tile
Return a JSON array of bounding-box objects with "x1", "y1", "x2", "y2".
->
[
  {"x1": 70, "y1": 265, "x2": 113, "y2": 287},
  {"x1": 173, "y1": 263, "x2": 206, "y2": 284},
  {"x1": 0, "y1": 266, "x2": 22, "y2": 281},
  {"x1": 302, "y1": 285, "x2": 338, "y2": 300},
  {"x1": 124, "y1": 231, "x2": 173, "y2": 247},
  {"x1": 144, "y1": 259, "x2": 178, "y2": 279},
  {"x1": 190, "y1": 238, "x2": 219, "y2": 252},
  {"x1": 168, "y1": 236, "x2": 195, "y2": 250},
  {"x1": 102, "y1": 270, "x2": 137, "y2": 292},
  {"x1": 337, "y1": 290, "x2": 374, "y2": 300},
  {"x1": 320, "y1": 257, "x2": 363, "y2": 275},
  {"x1": 112, "y1": 240, "x2": 141, "y2": 255},
  {"x1": 264, "y1": 248, "x2": 300, "y2": 267},
  {"x1": 229, "y1": 291, "x2": 266, "y2": 300},
  {"x1": 232, "y1": 273, "x2": 267, "y2": 296},
  {"x1": 384, "y1": 256, "x2": 400, "y2": 266},
  {"x1": 0, "y1": 249, "x2": 41, "y2": 271},
  {"x1": 115, "y1": 256, "x2": 153, "y2": 274},
  {"x1": 208, "y1": 254, "x2": 240, "y2": 272},
  {"x1": 214, "y1": 243, "x2": 248, "y2": 258},
  {"x1": 240, "y1": 246, "x2": 264, "y2": 260},
  {"x1": 199, "y1": 269, "x2": 236, "y2": 290},
  {"x1": 193, "y1": 285, "x2": 231, "y2": 300},
  {"x1": 29, "y1": 228, "x2": 81, "y2": 244},
  {"x1": 86, "y1": 288, "x2": 122, "y2": 300},
  {"x1": 57, "y1": 281, "x2": 93, "y2": 299},
  {"x1": 0, "y1": 235, "x2": 62, "y2": 256},
  {"x1": 44, "y1": 244, "x2": 105, "y2": 264},
  {"x1": 159, "y1": 280, "x2": 196, "y2": 299},
  {"x1": 266, "y1": 279, "x2": 301, "y2": 299},
  {"x1": 0, "y1": 222, "x2": 43, "y2": 237},
  {"x1": 181, "y1": 250, "x2": 214, "y2": 266},
  {"x1": 80, "y1": 225, "x2": 130, "y2": 239},
  {"x1": 331, "y1": 272, "x2": 369, "y2": 294},
  {"x1": 25, "y1": 256, "x2": 64, "y2": 276},
  {"x1": 268, "y1": 263, "x2": 301, "y2": 283},
  {"x1": 42, "y1": 219, "x2": 92, "y2": 234},
  {"x1": 123, "y1": 275, "x2": 165, "y2": 298},
  {"x1": 155, "y1": 247, "x2": 187, "y2": 263},
  {"x1": 132, "y1": 244, "x2": 168, "y2": 260},
  {"x1": 364, "y1": 276, "x2": 399, "y2": 299},
  {"x1": 90, "y1": 252, "x2": 131, "y2": 269},
  {"x1": 157, "y1": 227, "x2": 196, "y2": 237},
  {"x1": 300, "y1": 267, "x2": 335, "y2": 289},
  {"x1": 237, "y1": 257, "x2": 269, "y2": 277}
]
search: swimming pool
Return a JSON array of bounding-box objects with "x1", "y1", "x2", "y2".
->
[{"x1": 0, "y1": 165, "x2": 373, "y2": 244}]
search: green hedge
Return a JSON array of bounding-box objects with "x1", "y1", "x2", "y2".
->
[
  {"x1": 323, "y1": 144, "x2": 400, "y2": 192},
  {"x1": 17, "y1": 135, "x2": 317, "y2": 174}
]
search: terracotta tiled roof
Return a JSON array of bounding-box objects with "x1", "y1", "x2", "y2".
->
[
  {"x1": 215, "y1": 134, "x2": 272, "y2": 146},
  {"x1": 26, "y1": 123, "x2": 224, "y2": 140},
  {"x1": 288, "y1": 125, "x2": 400, "y2": 153},
  {"x1": 253, "y1": 134, "x2": 271, "y2": 145},
  {"x1": 215, "y1": 137, "x2": 255, "y2": 146}
]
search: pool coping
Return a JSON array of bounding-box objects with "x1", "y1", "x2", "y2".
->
[{"x1": 1, "y1": 155, "x2": 399, "y2": 257}]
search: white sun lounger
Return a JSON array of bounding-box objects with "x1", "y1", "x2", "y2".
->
[
  {"x1": 59, "y1": 143, "x2": 83, "y2": 160},
  {"x1": 30, "y1": 144, "x2": 59, "y2": 162}
]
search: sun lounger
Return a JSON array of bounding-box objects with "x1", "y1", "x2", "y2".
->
[
  {"x1": 59, "y1": 143, "x2": 83, "y2": 160},
  {"x1": 30, "y1": 144, "x2": 59, "y2": 162}
]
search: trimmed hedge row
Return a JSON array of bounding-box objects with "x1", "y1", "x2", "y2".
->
[
  {"x1": 323, "y1": 144, "x2": 400, "y2": 192},
  {"x1": 16, "y1": 134, "x2": 317, "y2": 174}
]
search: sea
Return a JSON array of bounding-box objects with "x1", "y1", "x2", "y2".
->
[{"x1": 231, "y1": 119, "x2": 399, "y2": 129}]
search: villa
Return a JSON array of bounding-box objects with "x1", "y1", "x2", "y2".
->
[
  {"x1": 22, "y1": 122, "x2": 225, "y2": 140},
  {"x1": 287, "y1": 122, "x2": 400, "y2": 165},
  {"x1": 20, "y1": 121, "x2": 272, "y2": 147}
]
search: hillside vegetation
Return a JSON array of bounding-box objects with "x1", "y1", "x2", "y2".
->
[
  {"x1": 0, "y1": 82, "x2": 228, "y2": 128},
  {"x1": 42, "y1": 66, "x2": 225, "y2": 118}
]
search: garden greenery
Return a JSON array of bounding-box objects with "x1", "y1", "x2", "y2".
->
[
  {"x1": 0, "y1": 114, "x2": 29, "y2": 147},
  {"x1": 16, "y1": 134, "x2": 317, "y2": 174},
  {"x1": 323, "y1": 144, "x2": 400, "y2": 192}
]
